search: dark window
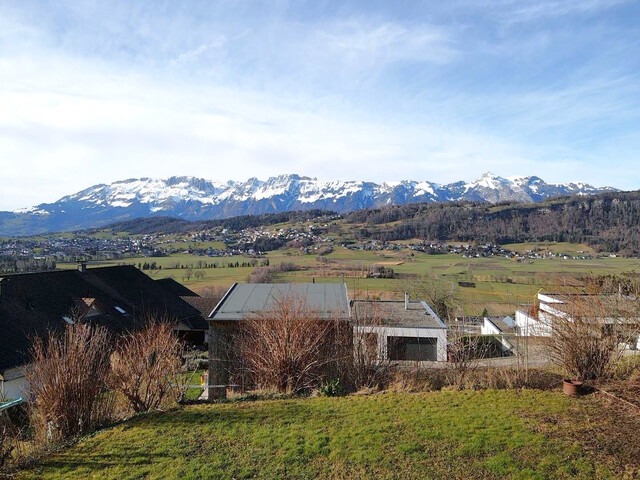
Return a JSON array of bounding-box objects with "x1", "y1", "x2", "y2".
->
[{"x1": 387, "y1": 336, "x2": 437, "y2": 361}]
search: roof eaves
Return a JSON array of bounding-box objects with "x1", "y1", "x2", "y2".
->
[{"x1": 209, "y1": 283, "x2": 238, "y2": 319}]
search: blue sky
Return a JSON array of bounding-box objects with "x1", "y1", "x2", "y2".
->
[{"x1": 0, "y1": 0, "x2": 639, "y2": 210}]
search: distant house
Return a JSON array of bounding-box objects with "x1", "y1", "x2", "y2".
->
[
  {"x1": 515, "y1": 292, "x2": 640, "y2": 346},
  {"x1": 207, "y1": 283, "x2": 447, "y2": 399},
  {"x1": 351, "y1": 295, "x2": 447, "y2": 362},
  {"x1": 0, "y1": 264, "x2": 207, "y2": 401},
  {"x1": 481, "y1": 316, "x2": 516, "y2": 352}
]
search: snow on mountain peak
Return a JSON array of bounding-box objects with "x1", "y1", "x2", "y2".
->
[{"x1": 9, "y1": 174, "x2": 617, "y2": 232}]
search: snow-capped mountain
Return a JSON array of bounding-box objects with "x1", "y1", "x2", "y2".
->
[{"x1": 0, "y1": 173, "x2": 618, "y2": 235}]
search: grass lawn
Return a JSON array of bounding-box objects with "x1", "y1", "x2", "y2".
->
[{"x1": 17, "y1": 390, "x2": 628, "y2": 480}]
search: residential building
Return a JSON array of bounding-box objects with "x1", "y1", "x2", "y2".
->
[{"x1": 0, "y1": 265, "x2": 207, "y2": 400}]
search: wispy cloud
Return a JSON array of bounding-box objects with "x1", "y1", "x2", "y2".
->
[
  {"x1": 318, "y1": 20, "x2": 458, "y2": 65},
  {"x1": 0, "y1": 0, "x2": 639, "y2": 209},
  {"x1": 494, "y1": 0, "x2": 630, "y2": 24},
  {"x1": 170, "y1": 36, "x2": 228, "y2": 67}
]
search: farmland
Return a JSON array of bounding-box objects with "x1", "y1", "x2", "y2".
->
[{"x1": 58, "y1": 245, "x2": 640, "y2": 316}]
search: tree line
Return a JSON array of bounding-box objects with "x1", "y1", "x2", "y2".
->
[{"x1": 345, "y1": 191, "x2": 640, "y2": 255}]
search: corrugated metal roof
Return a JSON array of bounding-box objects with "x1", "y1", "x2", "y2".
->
[{"x1": 209, "y1": 283, "x2": 349, "y2": 321}]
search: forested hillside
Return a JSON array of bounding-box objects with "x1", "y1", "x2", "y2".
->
[
  {"x1": 98, "y1": 209, "x2": 337, "y2": 235},
  {"x1": 86, "y1": 191, "x2": 640, "y2": 255},
  {"x1": 346, "y1": 191, "x2": 640, "y2": 255}
]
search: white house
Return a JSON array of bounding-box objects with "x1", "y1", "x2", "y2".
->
[
  {"x1": 481, "y1": 316, "x2": 516, "y2": 352},
  {"x1": 515, "y1": 292, "x2": 640, "y2": 345},
  {"x1": 351, "y1": 294, "x2": 448, "y2": 362},
  {"x1": 0, "y1": 366, "x2": 28, "y2": 401}
]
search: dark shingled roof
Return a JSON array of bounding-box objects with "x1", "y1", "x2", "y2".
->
[
  {"x1": 181, "y1": 296, "x2": 223, "y2": 319},
  {"x1": 0, "y1": 266, "x2": 207, "y2": 372},
  {"x1": 156, "y1": 278, "x2": 199, "y2": 297}
]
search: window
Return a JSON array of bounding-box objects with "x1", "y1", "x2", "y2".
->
[
  {"x1": 387, "y1": 336, "x2": 437, "y2": 361},
  {"x1": 114, "y1": 306, "x2": 127, "y2": 314}
]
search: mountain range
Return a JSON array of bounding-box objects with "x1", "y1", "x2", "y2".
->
[{"x1": 0, "y1": 173, "x2": 618, "y2": 236}]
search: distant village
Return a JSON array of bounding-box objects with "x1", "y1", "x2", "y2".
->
[{"x1": 0, "y1": 216, "x2": 607, "y2": 274}]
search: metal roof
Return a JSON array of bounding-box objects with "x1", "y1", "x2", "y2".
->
[{"x1": 209, "y1": 283, "x2": 350, "y2": 321}]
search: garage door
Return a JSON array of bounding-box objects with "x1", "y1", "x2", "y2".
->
[{"x1": 387, "y1": 336, "x2": 437, "y2": 361}]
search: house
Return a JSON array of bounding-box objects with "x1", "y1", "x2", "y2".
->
[
  {"x1": 515, "y1": 292, "x2": 640, "y2": 345},
  {"x1": 0, "y1": 264, "x2": 207, "y2": 401},
  {"x1": 206, "y1": 283, "x2": 447, "y2": 399},
  {"x1": 207, "y1": 282, "x2": 350, "y2": 399},
  {"x1": 351, "y1": 294, "x2": 447, "y2": 362},
  {"x1": 481, "y1": 316, "x2": 516, "y2": 353}
]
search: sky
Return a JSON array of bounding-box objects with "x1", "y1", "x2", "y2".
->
[{"x1": 0, "y1": 0, "x2": 639, "y2": 210}]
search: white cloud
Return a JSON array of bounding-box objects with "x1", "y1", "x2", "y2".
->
[
  {"x1": 318, "y1": 21, "x2": 458, "y2": 65},
  {"x1": 170, "y1": 36, "x2": 228, "y2": 67},
  {"x1": 0, "y1": 1, "x2": 638, "y2": 210},
  {"x1": 503, "y1": 0, "x2": 629, "y2": 23}
]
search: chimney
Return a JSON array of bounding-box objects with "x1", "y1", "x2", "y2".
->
[
  {"x1": 405, "y1": 291, "x2": 409, "y2": 310},
  {"x1": 77, "y1": 261, "x2": 87, "y2": 273}
]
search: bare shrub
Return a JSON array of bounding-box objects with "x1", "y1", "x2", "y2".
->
[
  {"x1": 387, "y1": 366, "x2": 448, "y2": 392},
  {"x1": 0, "y1": 409, "x2": 20, "y2": 471},
  {"x1": 236, "y1": 294, "x2": 340, "y2": 394},
  {"x1": 27, "y1": 323, "x2": 113, "y2": 442},
  {"x1": 193, "y1": 285, "x2": 228, "y2": 302},
  {"x1": 444, "y1": 326, "x2": 488, "y2": 389},
  {"x1": 402, "y1": 273, "x2": 459, "y2": 322},
  {"x1": 544, "y1": 294, "x2": 640, "y2": 380},
  {"x1": 248, "y1": 267, "x2": 273, "y2": 283},
  {"x1": 464, "y1": 367, "x2": 561, "y2": 391},
  {"x1": 110, "y1": 321, "x2": 185, "y2": 413},
  {"x1": 347, "y1": 301, "x2": 390, "y2": 391}
]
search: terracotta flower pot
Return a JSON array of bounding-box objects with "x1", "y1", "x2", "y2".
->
[{"x1": 563, "y1": 379, "x2": 583, "y2": 396}]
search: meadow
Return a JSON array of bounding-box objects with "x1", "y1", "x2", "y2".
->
[{"x1": 60, "y1": 242, "x2": 640, "y2": 316}]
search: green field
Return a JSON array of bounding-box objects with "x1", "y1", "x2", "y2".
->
[
  {"x1": 59, "y1": 244, "x2": 640, "y2": 316},
  {"x1": 17, "y1": 390, "x2": 626, "y2": 479}
]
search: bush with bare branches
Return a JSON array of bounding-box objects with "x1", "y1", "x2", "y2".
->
[
  {"x1": 248, "y1": 267, "x2": 273, "y2": 283},
  {"x1": 544, "y1": 294, "x2": 640, "y2": 380},
  {"x1": 27, "y1": 323, "x2": 113, "y2": 442},
  {"x1": 347, "y1": 301, "x2": 390, "y2": 391},
  {"x1": 402, "y1": 273, "x2": 459, "y2": 322},
  {"x1": 444, "y1": 326, "x2": 489, "y2": 389},
  {"x1": 236, "y1": 294, "x2": 342, "y2": 394},
  {"x1": 0, "y1": 409, "x2": 19, "y2": 470},
  {"x1": 110, "y1": 321, "x2": 186, "y2": 413}
]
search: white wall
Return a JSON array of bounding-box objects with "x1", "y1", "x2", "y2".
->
[
  {"x1": 0, "y1": 366, "x2": 29, "y2": 401},
  {"x1": 515, "y1": 310, "x2": 552, "y2": 337},
  {"x1": 355, "y1": 326, "x2": 447, "y2": 362},
  {"x1": 481, "y1": 318, "x2": 513, "y2": 351}
]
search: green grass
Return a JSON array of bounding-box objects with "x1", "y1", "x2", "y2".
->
[
  {"x1": 18, "y1": 391, "x2": 615, "y2": 479},
  {"x1": 57, "y1": 245, "x2": 640, "y2": 315}
]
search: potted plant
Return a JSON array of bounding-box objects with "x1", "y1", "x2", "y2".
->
[{"x1": 562, "y1": 379, "x2": 583, "y2": 396}]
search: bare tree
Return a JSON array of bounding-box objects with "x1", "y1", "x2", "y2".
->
[
  {"x1": 27, "y1": 323, "x2": 113, "y2": 442},
  {"x1": 544, "y1": 293, "x2": 640, "y2": 381},
  {"x1": 347, "y1": 300, "x2": 390, "y2": 391},
  {"x1": 235, "y1": 293, "x2": 339, "y2": 394},
  {"x1": 445, "y1": 320, "x2": 488, "y2": 389},
  {"x1": 110, "y1": 321, "x2": 185, "y2": 412},
  {"x1": 0, "y1": 407, "x2": 19, "y2": 470},
  {"x1": 403, "y1": 273, "x2": 459, "y2": 322}
]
